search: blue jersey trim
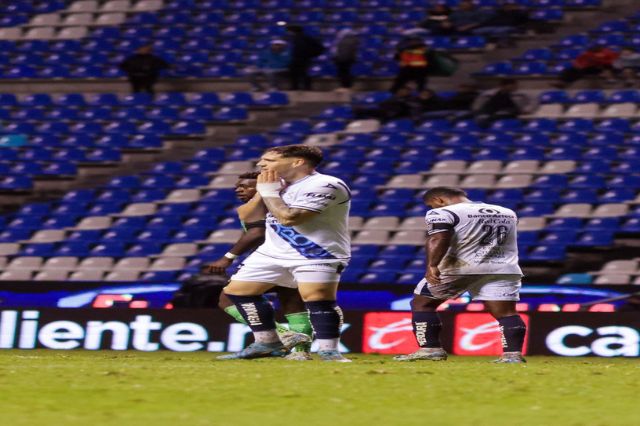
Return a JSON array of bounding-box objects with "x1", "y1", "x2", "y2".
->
[{"x1": 269, "y1": 222, "x2": 337, "y2": 260}]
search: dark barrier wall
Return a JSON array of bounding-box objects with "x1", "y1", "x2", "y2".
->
[{"x1": 1, "y1": 309, "x2": 638, "y2": 357}]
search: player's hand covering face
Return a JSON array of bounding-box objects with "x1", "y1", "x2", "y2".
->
[{"x1": 257, "y1": 170, "x2": 281, "y2": 185}]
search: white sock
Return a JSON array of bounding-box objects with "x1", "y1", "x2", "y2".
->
[
  {"x1": 254, "y1": 330, "x2": 280, "y2": 344},
  {"x1": 317, "y1": 338, "x2": 340, "y2": 351}
]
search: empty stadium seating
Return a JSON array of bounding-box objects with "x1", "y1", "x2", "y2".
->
[
  {"x1": 0, "y1": 0, "x2": 600, "y2": 79},
  {"x1": 0, "y1": 84, "x2": 639, "y2": 283}
]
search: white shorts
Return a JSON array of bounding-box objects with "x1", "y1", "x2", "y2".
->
[
  {"x1": 230, "y1": 251, "x2": 347, "y2": 288},
  {"x1": 414, "y1": 274, "x2": 522, "y2": 301}
]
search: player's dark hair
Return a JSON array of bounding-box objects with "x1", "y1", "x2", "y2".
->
[
  {"x1": 423, "y1": 187, "x2": 468, "y2": 201},
  {"x1": 264, "y1": 145, "x2": 323, "y2": 167},
  {"x1": 238, "y1": 171, "x2": 260, "y2": 180}
]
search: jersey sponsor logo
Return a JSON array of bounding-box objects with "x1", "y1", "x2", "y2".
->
[
  {"x1": 453, "y1": 313, "x2": 529, "y2": 355},
  {"x1": 303, "y1": 192, "x2": 336, "y2": 200},
  {"x1": 427, "y1": 211, "x2": 440, "y2": 216},
  {"x1": 323, "y1": 183, "x2": 337, "y2": 189},
  {"x1": 478, "y1": 208, "x2": 500, "y2": 215},
  {"x1": 362, "y1": 312, "x2": 419, "y2": 354},
  {"x1": 268, "y1": 222, "x2": 337, "y2": 260}
]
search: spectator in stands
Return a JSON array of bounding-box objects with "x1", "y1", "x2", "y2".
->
[
  {"x1": 286, "y1": 25, "x2": 325, "y2": 90},
  {"x1": 390, "y1": 37, "x2": 431, "y2": 93},
  {"x1": 449, "y1": 0, "x2": 490, "y2": 34},
  {"x1": 420, "y1": 4, "x2": 453, "y2": 35},
  {"x1": 245, "y1": 39, "x2": 291, "y2": 91},
  {"x1": 331, "y1": 29, "x2": 360, "y2": 93},
  {"x1": 119, "y1": 45, "x2": 169, "y2": 96},
  {"x1": 609, "y1": 47, "x2": 640, "y2": 87},
  {"x1": 353, "y1": 86, "x2": 415, "y2": 122},
  {"x1": 556, "y1": 45, "x2": 619, "y2": 88},
  {"x1": 472, "y1": 3, "x2": 531, "y2": 46},
  {"x1": 416, "y1": 84, "x2": 480, "y2": 119},
  {"x1": 472, "y1": 78, "x2": 534, "y2": 126}
]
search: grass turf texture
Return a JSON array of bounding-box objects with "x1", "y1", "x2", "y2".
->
[{"x1": 0, "y1": 351, "x2": 637, "y2": 426}]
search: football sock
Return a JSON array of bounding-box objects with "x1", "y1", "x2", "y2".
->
[
  {"x1": 226, "y1": 295, "x2": 279, "y2": 343},
  {"x1": 306, "y1": 301, "x2": 343, "y2": 351},
  {"x1": 412, "y1": 311, "x2": 443, "y2": 348},
  {"x1": 223, "y1": 305, "x2": 247, "y2": 324},
  {"x1": 498, "y1": 315, "x2": 527, "y2": 353},
  {"x1": 224, "y1": 305, "x2": 288, "y2": 334},
  {"x1": 286, "y1": 311, "x2": 313, "y2": 351}
]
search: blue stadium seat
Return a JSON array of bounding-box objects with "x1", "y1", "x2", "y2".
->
[
  {"x1": 378, "y1": 245, "x2": 419, "y2": 258},
  {"x1": 359, "y1": 271, "x2": 396, "y2": 284},
  {"x1": 141, "y1": 271, "x2": 178, "y2": 282},
  {"x1": 572, "y1": 90, "x2": 605, "y2": 103},
  {"x1": 20, "y1": 243, "x2": 56, "y2": 257},
  {"x1": 621, "y1": 218, "x2": 640, "y2": 233},
  {"x1": 517, "y1": 204, "x2": 555, "y2": 217},
  {"x1": 572, "y1": 231, "x2": 614, "y2": 247},
  {"x1": 599, "y1": 189, "x2": 636, "y2": 203},
  {"x1": 583, "y1": 218, "x2": 620, "y2": 231},
  {"x1": 526, "y1": 245, "x2": 566, "y2": 262},
  {"x1": 561, "y1": 189, "x2": 597, "y2": 203},
  {"x1": 127, "y1": 242, "x2": 163, "y2": 256},
  {"x1": 546, "y1": 218, "x2": 583, "y2": 231},
  {"x1": 569, "y1": 175, "x2": 606, "y2": 188}
]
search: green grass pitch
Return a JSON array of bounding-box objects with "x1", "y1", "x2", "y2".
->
[{"x1": 0, "y1": 351, "x2": 638, "y2": 426}]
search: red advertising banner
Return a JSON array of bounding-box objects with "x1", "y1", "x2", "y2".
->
[
  {"x1": 362, "y1": 312, "x2": 416, "y2": 354},
  {"x1": 452, "y1": 313, "x2": 530, "y2": 356}
]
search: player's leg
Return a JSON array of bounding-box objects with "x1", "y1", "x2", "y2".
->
[
  {"x1": 217, "y1": 253, "x2": 291, "y2": 359},
  {"x1": 297, "y1": 281, "x2": 350, "y2": 362},
  {"x1": 394, "y1": 277, "x2": 463, "y2": 361},
  {"x1": 218, "y1": 291, "x2": 248, "y2": 324},
  {"x1": 484, "y1": 300, "x2": 527, "y2": 363},
  {"x1": 394, "y1": 293, "x2": 448, "y2": 361},
  {"x1": 219, "y1": 287, "x2": 294, "y2": 338},
  {"x1": 273, "y1": 287, "x2": 313, "y2": 356},
  {"x1": 221, "y1": 280, "x2": 286, "y2": 358},
  {"x1": 474, "y1": 275, "x2": 527, "y2": 363}
]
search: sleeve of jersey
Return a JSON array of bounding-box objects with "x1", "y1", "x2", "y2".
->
[
  {"x1": 425, "y1": 210, "x2": 455, "y2": 235},
  {"x1": 288, "y1": 181, "x2": 346, "y2": 213}
]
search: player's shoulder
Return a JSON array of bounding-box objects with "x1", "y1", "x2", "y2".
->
[
  {"x1": 457, "y1": 202, "x2": 518, "y2": 217},
  {"x1": 308, "y1": 172, "x2": 350, "y2": 191},
  {"x1": 424, "y1": 206, "x2": 458, "y2": 223}
]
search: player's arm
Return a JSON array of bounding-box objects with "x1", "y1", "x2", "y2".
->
[
  {"x1": 425, "y1": 231, "x2": 452, "y2": 285},
  {"x1": 255, "y1": 170, "x2": 320, "y2": 226},
  {"x1": 201, "y1": 223, "x2": 265, "y2": 274},
  {"x1": 261, "y1": 198, "x2": 318, "y2": 226},
  {"x1": 236, "y1": 193, "x2": 267, "y2": 222}
]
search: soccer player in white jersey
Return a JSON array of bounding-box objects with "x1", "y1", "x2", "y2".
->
[
  {"x1": 395, "y1": 186, "x2": 527, "y2": 363},
  {"x1": 220, "y1": 145, "x2": 352, "y2": 362}
]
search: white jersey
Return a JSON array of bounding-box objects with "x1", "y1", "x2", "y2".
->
[
  {"x1": 255, "y1": 172, "x2": 351, "y2": 263},
  {"x1": 425, "y1": 201, "x2": 523, "y2": 276}
]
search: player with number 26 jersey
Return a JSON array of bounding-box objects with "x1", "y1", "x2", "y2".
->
[{"x1": 424, "y1": 202, "x2": 523, "y2": 277}]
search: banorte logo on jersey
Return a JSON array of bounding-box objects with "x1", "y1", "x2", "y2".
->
[
  {"x1": 362, "y1": 312, "x2": 418, "y2": 354},
  {"x1": 453, "y1": 313, "x2": 530, "y2": 356}
]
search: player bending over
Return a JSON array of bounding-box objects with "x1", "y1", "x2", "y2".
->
[
  {"x1": 394, "y1": 186, "x2": 527, "y2": 363},
  {"x1": 203, "y1": 172, "x2": 312, "y2": 359}
]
